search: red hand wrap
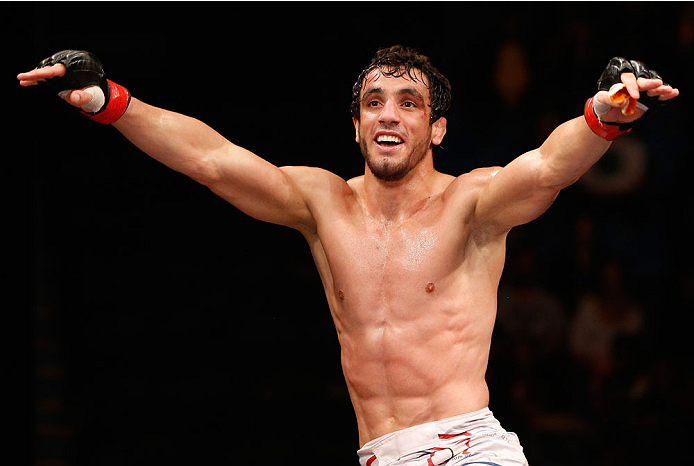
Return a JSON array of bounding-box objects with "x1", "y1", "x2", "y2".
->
[
  {"x1": 583, "y1": 96, "x2": 631, "y2": 141},
  {"x1": 81, "y1": 79, "x2": 131, "y2": 125}
]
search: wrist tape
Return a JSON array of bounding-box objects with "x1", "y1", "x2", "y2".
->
[
  {"x1": 81, "y1": 79, "x2": 131, "y2": 125},
  {"x1": 584, "y1": 96, "x2": 633, "y2": 141}
]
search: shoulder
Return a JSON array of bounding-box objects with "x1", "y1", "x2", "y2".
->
[
  {"x1": 279, "y1": 165, "x2": 356, "y2": 222},
  {"x1": 467, "y1": 166, "x2": 503, "y2": 182},
  {"x1": 280, "y1": 166, "x2": 351, "y2": 195},
  {"x1": 443, "y1": 166, "x2": 502, "y2": 201},
  {"x1": 438, "y1": 167, "x2": 509, "y2": 244}
]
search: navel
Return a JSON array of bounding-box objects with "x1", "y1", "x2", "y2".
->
[
  {"x1": 425, "y1": 282, "x2": 436, "y2": 293},
  {"x1": 339, "y1": 290, "x2": 345, "y2": 300}
]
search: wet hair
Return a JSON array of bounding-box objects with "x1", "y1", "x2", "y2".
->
[{"x1": 350, "y1": 45, "x2": 451, "y2": 124}]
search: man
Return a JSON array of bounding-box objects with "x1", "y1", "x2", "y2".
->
[{"x1": 19, "y1": 46, "x2": 678, "y2": 465}]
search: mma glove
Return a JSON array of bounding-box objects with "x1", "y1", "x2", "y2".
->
[
  {"x1": 37, "y1": 50, "x2": 130, "y2": 125},
  {"x1": 584, "y1": 57, "x2": 669, "y2": 141}
]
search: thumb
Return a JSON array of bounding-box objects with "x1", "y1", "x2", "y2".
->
[
  {"x1": 593, "y1": 85, "x2": 644, "y2": 123},
  {"x1": 592, "y1": 90, "x2": 615, "y2": 118},
  {"x1": 59, "y1": 85, "x2": 105, "y2": 113}
]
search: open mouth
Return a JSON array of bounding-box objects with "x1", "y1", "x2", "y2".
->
[{"x1": 375, "y1": 134, "x2": 404, "y2": 149}]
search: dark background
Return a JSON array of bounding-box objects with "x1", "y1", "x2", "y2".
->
[{"x1": 19, "y1": 2, "x2": 693, "y2": 465}]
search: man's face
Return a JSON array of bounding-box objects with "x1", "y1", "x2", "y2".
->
[{"x1": 353, "y1": 68, "x2": 446, "y2": 182}]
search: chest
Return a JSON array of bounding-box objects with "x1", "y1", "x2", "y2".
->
[{"x1": 318, "y1": 205, "x2": 469, "y2": 292}]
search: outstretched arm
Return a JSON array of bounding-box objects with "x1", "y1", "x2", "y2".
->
[
  {"x1": 473, "y1": 57, "x2": 679, "y2": 233},
  {"x1": 115, "y1": 98, "x2": 316, "y2": 230},
  {"x1": 18, "y1": 54, "x2": 316, "y2": 232}
]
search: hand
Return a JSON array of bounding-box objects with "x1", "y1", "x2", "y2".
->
[
  {"x1": 593, "y1": 73, "x2": 679, "y2": 123},
  {"x1": 17, "y1": 63, "x2": 99, "y2": 111}
]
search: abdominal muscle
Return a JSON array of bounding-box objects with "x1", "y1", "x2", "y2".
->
[{"x1": 335, "y1": 276, "x2": 498, "y2": 447}]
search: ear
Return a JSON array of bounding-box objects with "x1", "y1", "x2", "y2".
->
[
  {"x1": 352, "y1": 116, "x2": 361, "y2": 143},
  {"x1": 432, "y1": 116, "x2": 447, "y2": 146}
]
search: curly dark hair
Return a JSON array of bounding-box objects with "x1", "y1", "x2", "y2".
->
[{"x1": 350, "y1": 45, "x2": 451, "y2": 124}]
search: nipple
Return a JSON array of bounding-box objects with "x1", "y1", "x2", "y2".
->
[
  {"x1": 425, "y1": 282, "x2": 436, "y2": 293},
  {"x1": 339, "y1": 290, "x2": 345, "y2": 300}
]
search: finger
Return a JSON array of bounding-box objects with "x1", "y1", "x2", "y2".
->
[
  {"x1": 66, "y1": 89, "x2": 94, "y2": 108},
  {"x1": 16, "y1": 63, "x2": 66, "y2": 83},
  {"x1": 647, "y1": 85, "x2": 680, "y2": 101},
  {"x1": 620, "y1": 72, "x2": 640, "y2": 99},
  {"x1": 595, "y1": 89, "x2": 618, "y2": 108},
  {"x1": 17, "y1": 64, "x2": 65, "y2": 80},
  {"x1": 40, "y1": 63, "x2": 67, "y2": 77},
  {"x1": 636, "y1": 76, "x2": 664, "y2": 91},
  {"x1": 664, "y1": 87, "x2": 680, "y2": 100},
  {"x1": 61, "y1": 86, "x2": 106, "y2": 113},
  {"x1": 593, "y1": 90, "x2": 621, "y2": 118},
  {"x1": 18, "y1": 79, "x2": 39, "y2": 87}
]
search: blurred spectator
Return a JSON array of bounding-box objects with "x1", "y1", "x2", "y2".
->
[
  {"x1": 568, "y1": 259, "x2": 644, "y2": 398},
  {"x1": 494, "y1": 40, "x2": 530, "y2": 111},
  {"x1": 498, "y1": 249, "x2": 567, "y2": 356},
  {"x1": 495, "y1": 248, "x2": 570, "y2": 424}
]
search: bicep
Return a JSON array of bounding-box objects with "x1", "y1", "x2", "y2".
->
[
  {"x1": 113, "y1": 99, "x2": 281, "y2": 204},
  {"x1": 205, "y1": 144, "x2": 315, "y2": 231},
  {"x1": 472, "y1": 117, "x2": 611, "y2": 233},
  {"x1": 114, "y1": 99, "x2": 316, "y2": 231},
  {"x1": 473, "y1": 149, "x2": 560, "y2": 232}
]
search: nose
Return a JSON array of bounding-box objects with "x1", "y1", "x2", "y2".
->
[{"x1": 378, "y1": 99, "x2": 400, "y2": 125}]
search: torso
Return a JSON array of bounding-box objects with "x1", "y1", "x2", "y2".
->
[{"x1": 294, "y1": 167, "x2": 508, "y2": 446}]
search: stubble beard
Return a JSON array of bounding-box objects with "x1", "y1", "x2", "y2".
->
[{"x1": 360, "y1": 130, "x2": 432, "y2": 183}]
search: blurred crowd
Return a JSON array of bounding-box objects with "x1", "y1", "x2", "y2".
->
[{"x1": 463, "y1": 4, "x2": 694, "y2": 465}]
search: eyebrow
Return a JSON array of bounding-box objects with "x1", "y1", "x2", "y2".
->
[{"x1": 361, "y1": 86, "x2": 427, "y2": 103}]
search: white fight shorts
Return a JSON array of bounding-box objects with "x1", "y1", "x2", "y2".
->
[{"x1": 357, "y1": 408, "x2": 528, "y2": 466}]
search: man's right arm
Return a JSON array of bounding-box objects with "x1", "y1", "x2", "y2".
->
[
  {"x1": 18, "y1": 61, "x2": 317, "y2": 233},
  {"x1": 113, "y1": 97, "x2": 316, "y2": 231}
]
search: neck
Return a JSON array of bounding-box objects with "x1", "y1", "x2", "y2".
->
[{"x1": 362, "y1": 155, "x2": 439, "y2": 222}]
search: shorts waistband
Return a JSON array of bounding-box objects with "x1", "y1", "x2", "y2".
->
[{"x1": 358, "y1": 408, "x2": 495, "y2": 465}]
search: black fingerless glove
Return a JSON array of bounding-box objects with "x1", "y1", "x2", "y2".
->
[
  {"x1": 37, "y1": 50, "x2": 131, "y2": 124},
  {"x1": 585, "y1": 56, "x2": 669, "y2": 140},
  {"x1": 597, "y1": 57, "x2": 666, "y2": 112}
]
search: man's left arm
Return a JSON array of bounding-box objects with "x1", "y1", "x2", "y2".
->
[{"x1": 474, "y1": 57, "x2": 679, "y2": 233}]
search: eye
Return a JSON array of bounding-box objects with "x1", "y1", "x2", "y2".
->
[
  {"x1": 366, "y1": 100, "x2": 382, "y2": 107},
  {"x1": 402, "y1": 101, "x2": 416, "y2": 108}
]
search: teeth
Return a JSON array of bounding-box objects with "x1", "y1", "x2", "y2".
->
[{"x1": 376, "y1": 135, "x2": 403, "y2": 144}]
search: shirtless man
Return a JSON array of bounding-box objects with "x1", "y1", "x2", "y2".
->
[{"x1": 19, "y1": 47, "x2": 678, "y2": 465}]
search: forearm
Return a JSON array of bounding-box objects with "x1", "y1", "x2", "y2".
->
[
  {"x1": 113, "y1": 97, "x2": 228, "y2": 185},
  {"x1": 537, "y1": 116, "x2": 611, "y2": 190}
]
